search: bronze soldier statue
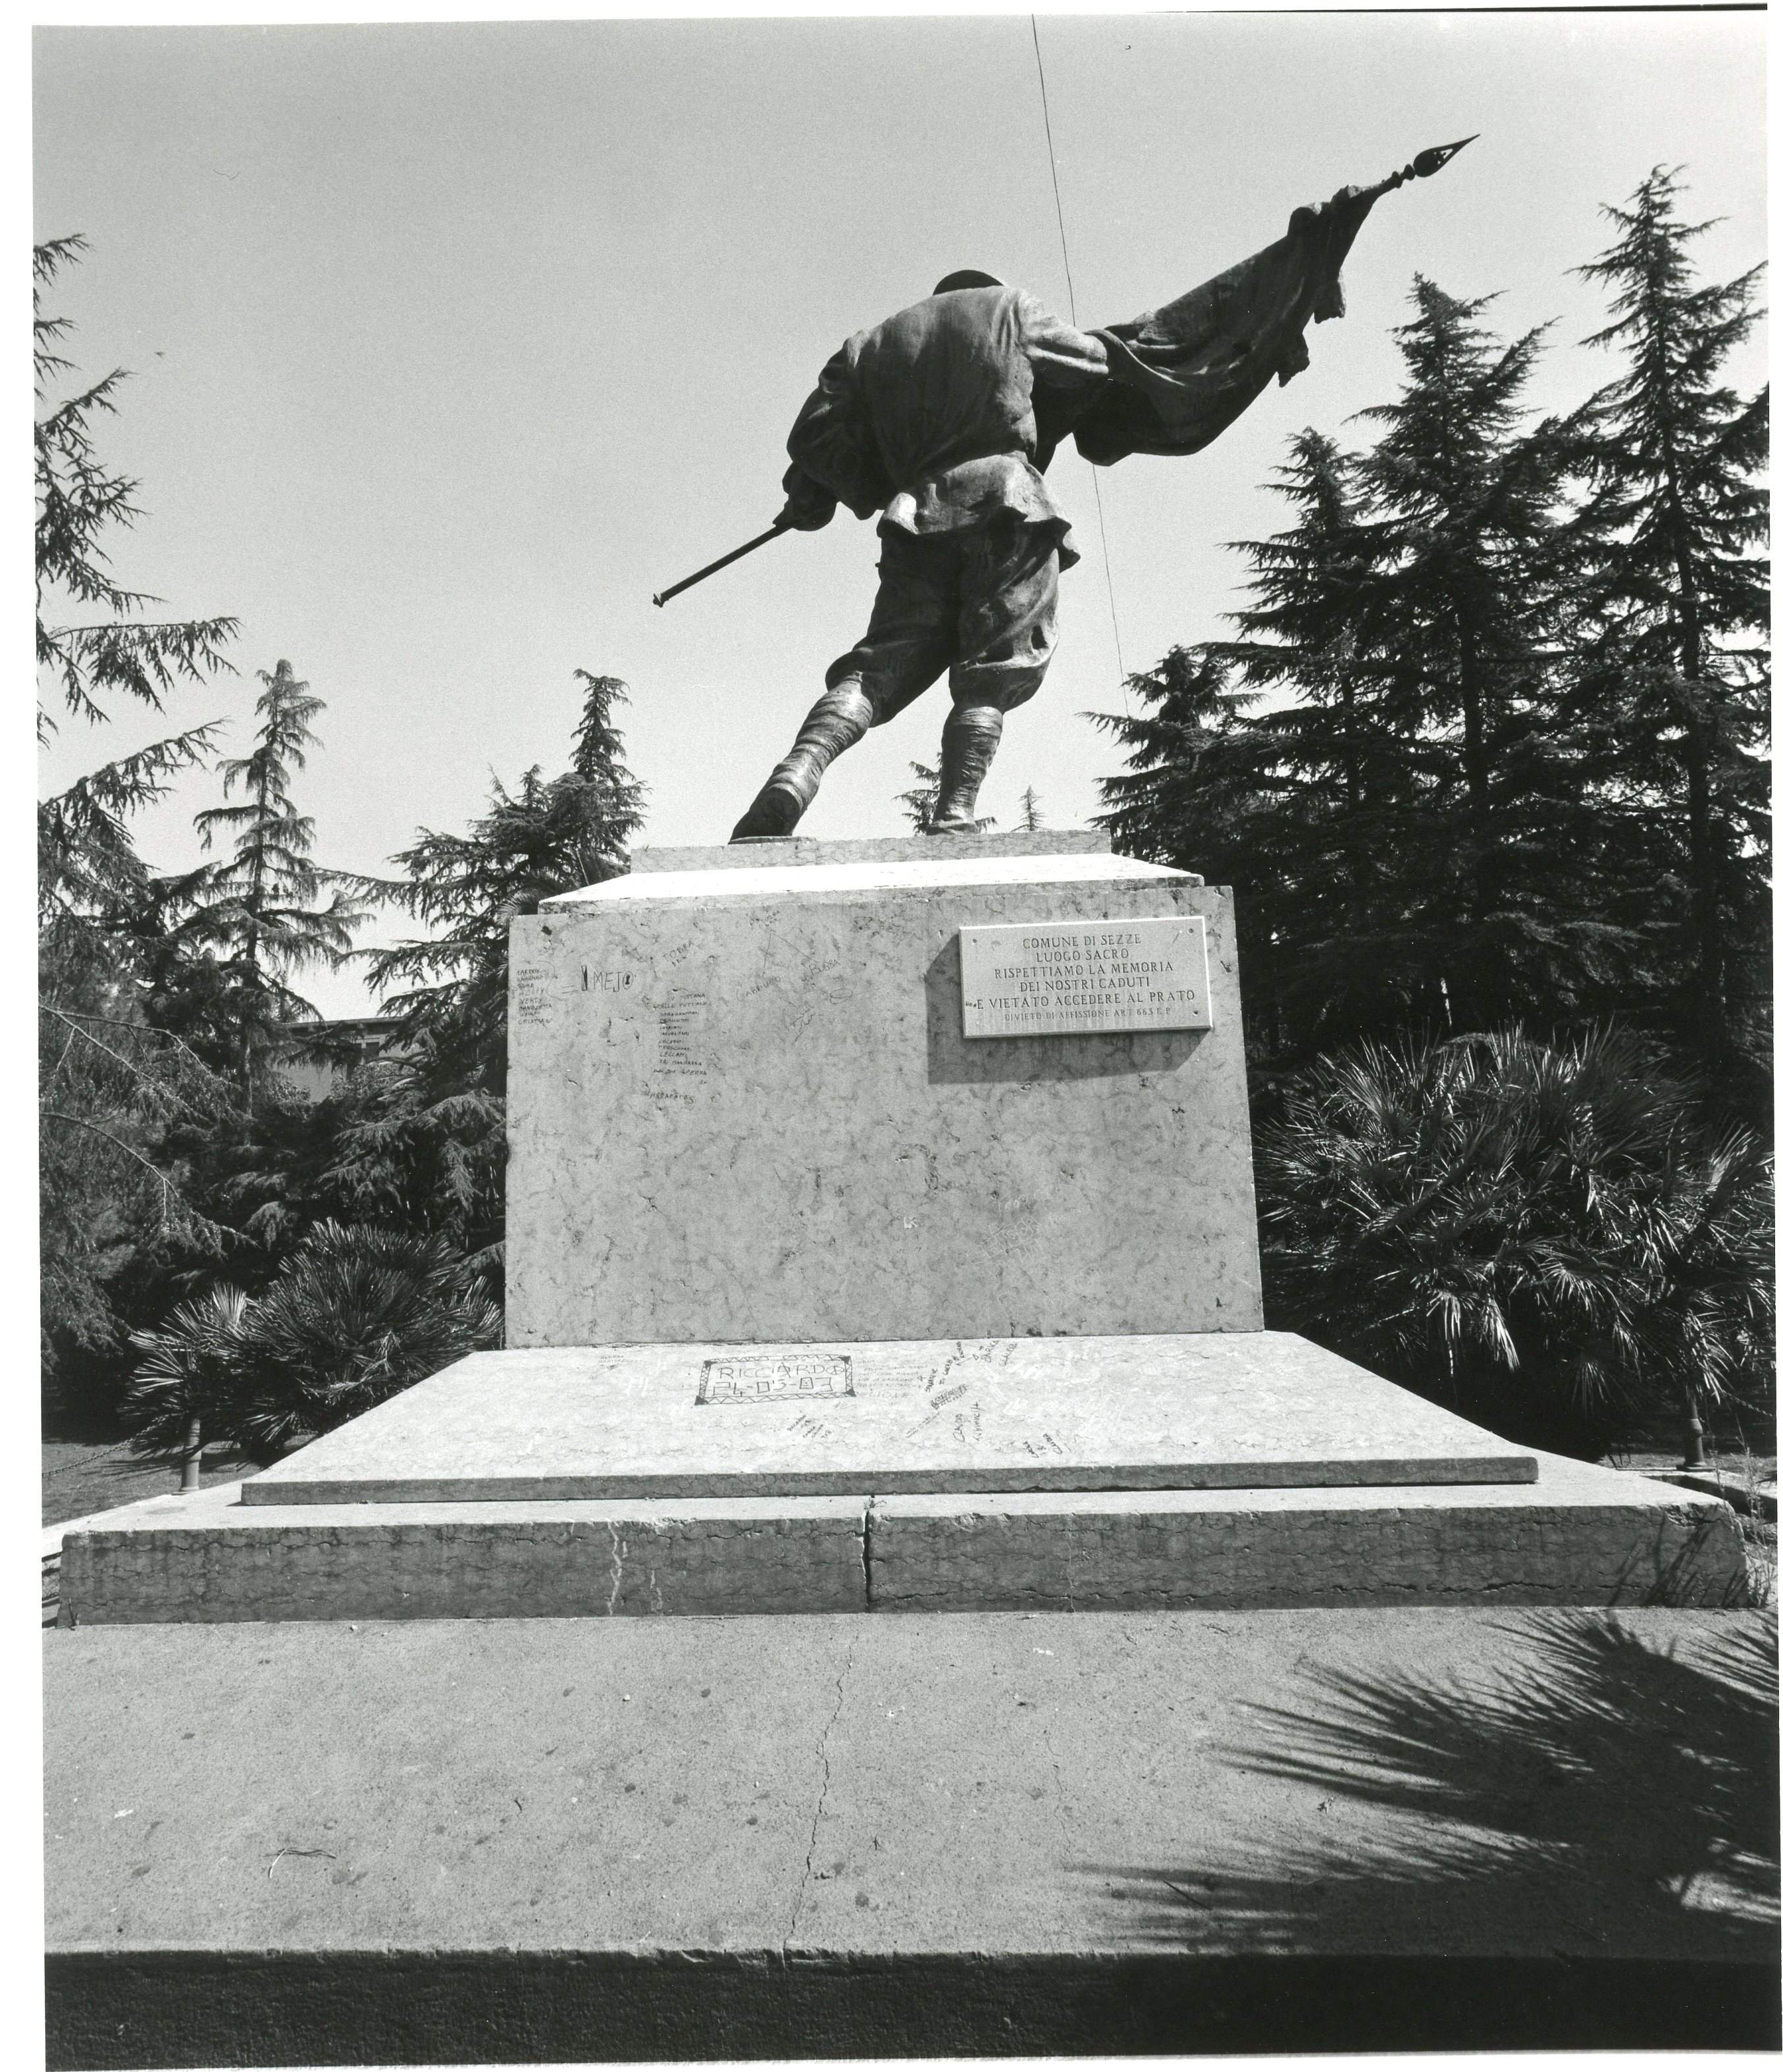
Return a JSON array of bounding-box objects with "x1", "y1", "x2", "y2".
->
[
  {"x1": 731, "y1": 269, "x2": 1108, "y2": 841},
  {"x1": 704, "y1": 145, "x2": 1476, "y2": 842}
]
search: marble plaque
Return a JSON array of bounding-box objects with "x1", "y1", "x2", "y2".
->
[
  {"x1": 698, "y1": 1352, "x2": 855, "y2": 1406},
  {"x1": 958, "y1": 916, "x2": 1212, "y2": 1039}
]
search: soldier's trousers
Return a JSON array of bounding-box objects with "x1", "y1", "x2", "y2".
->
[{"x1": 825, "y1": 522, "x2": 1061, "y2": 723}]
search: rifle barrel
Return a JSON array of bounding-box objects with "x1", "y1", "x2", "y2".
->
[{"x1": 652, "y1": 523, "x2": 788, "y2": 608}]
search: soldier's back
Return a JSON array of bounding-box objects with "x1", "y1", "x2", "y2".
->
[{"x1": 854, "y1": 287, "x2": 1036, "y2": 491}]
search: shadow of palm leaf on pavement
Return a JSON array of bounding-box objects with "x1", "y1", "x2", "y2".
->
[{"x1": 1083, "y1": 1615, "x2": 1777, "y2": 1961}]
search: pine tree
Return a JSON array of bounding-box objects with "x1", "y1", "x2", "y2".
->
[
  {"x1": 1095, "y1": 643, "x2": 1362, "y2": 1064},
  {"x1": 1018, "y1": 787, "x2": 1045, "y2": 833},
  {"x1": 36, "y1": 235, "x2": 233, "y2": 962},
  {"x1": 1092, "y1": 647, "x2": 1258, "y2": 868},
  {"x1": 1566, "y1": 168, "x2": 1770, "y2": 1075},
  {"x1": 184, "y1": 661, "x2": 364, "y2": 1095},
  {"x1": 35, "y1": 236, "x2": 236, "y2": 742},
  {"x1": 326, "y1": 673, "x2": 647, "y2": 1276},
  {"x1": 1204, "y1": 430, "x2": 1440, "y2": 1051},
  {"x1": 363, "y1": 670, "x2": 645, "y2": 1085},
  {"x1": 46, "y1": 662, "x2": 363, "y2": 1393},
  {"x1": 898, "y1": 763, "x2": 941, "y2": 833},
  {"x1": 39, "y1": 925, "x2": 237, "y2": 1376},
  {"x1": 1351, "y1": 279, "x2": 1611, "y2": 1034},
  {"x1": 36, "y1": 237, "x2": 239, "y2": 1387}
]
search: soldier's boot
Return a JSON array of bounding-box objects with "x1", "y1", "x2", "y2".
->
[
  {"x1": 927, "y1": 704, "x2": 1004, "y2": 834},
  {"x1": 730, "y1": 681, "x2": 876, "y2": 841}
]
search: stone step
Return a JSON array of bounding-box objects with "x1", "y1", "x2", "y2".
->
[
  {"x1": 58, "y1": 1452, "x2": 1747, "y2": 1624},
  {"x1": 238, "y1": 1331, "x2": 1539, "y2": 1507}
]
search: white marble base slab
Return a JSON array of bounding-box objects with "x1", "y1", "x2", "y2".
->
[
  {"x1": 241, "y1": 1332, "x2": 1538, "y2": 1507},
  {"x1": 631, "y1": 829, "x2": 1125, "y2": 872}
]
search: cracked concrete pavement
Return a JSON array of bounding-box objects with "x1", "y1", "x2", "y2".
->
[
  {"x1": 47, "y1": 1606, "x2": 1776, "y2": 1966},
  {"x1": 788, "y1": 1639, "x2": 855, "y2": 1944}
]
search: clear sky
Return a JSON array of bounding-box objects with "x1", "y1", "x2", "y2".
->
[{"x1": 34, "y1": 8, "x2": 1767, "y2": 1018}]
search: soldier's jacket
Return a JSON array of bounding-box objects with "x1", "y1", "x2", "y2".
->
[{"x1": 780, "y1": 286, "x2": 1108, "y2": 569}]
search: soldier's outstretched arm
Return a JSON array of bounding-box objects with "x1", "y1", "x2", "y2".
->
[{"x1": 1018, "y1": 292, "x2": 1110, "y2": 392}]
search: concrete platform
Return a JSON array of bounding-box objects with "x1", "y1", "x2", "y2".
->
[
  {"x1": 44, "y1": 1606, "x2": 1779, "y2": 2062},
  {"x1": 59, "y1": 1451, "x2": 1747, "y2": 1624},
  {"x1": 240, "y1": 1332, "x2": 1539, "y2": 1506}
]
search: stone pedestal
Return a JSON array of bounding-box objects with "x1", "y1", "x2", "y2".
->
[
  {"x1": 505, "y1": 834, "x2": 1262, "y2": 1345},
  {"x1": 54, "y1": 831, "x2": 1751, "y2": 1624}
]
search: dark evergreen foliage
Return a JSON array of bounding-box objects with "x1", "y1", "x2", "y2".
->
[
  {"x1": 898, "y1": 761, "x2": 941, "y2": 833},
  {"x1": 45, "y1": 660, "x2": 373, "y2": 1399},
  {"x1": 1099, "y1": 292, "x2": 1632, "y2": 1058},
  {"x1": 36, "y1": 254, "x2": 644, "y2": 1431},
  {"x1": 360, "y1": 671, "x2": 644, "y2": 1087},
  {"x1": 1564, "y1": 167, "x2": 1770, "y2": 1075},
  {"x1": 34, "y1": 236, "x2": 235, "y2": 742},
  {"x1": 1096, "y1": 432, "x2": 1428, "y2": 1059},
  {"x1": 1093, "y1": 173, "x2": 1769, "y2": 1442},
  {"x1": 38, "y1": 953, "x2": 237, "y2": 1369},
  {"x1": 167, "y1": 660, "x2": 367, "y2": 1093},
  {"x1": 36, "y1": 238, "x2": 239, "y2": 1382},
  {"x1": 1344, "y1": 282, "x2": 1623, "y2": 1033},
  {"x1": 40, "y1": 657, "x2": 367, "y2": 1394}
]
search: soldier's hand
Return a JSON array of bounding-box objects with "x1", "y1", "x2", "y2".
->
[
  {"x1": 776, "y1": 464, "x2": 839, "y2": 531},
  {"x1": 775, "y1": 492, "x2": 836, "y2": 533}
]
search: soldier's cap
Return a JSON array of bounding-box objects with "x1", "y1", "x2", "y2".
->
[{"x1": 932, "y1": 269, "x2": 1004, "y2": 295}]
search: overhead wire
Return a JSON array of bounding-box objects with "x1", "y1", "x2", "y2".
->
[{"x1": 1029, "y1": 14, "x2": 1131, "y2": 714}]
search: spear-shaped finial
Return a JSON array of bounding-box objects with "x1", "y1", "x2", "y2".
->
[
  {"x1": 1411, "y1": 135, "x2": 1478, "y2": 180},
  {"x1": 1356, "y1": 134, "x2": 1478, "y2": 207}
]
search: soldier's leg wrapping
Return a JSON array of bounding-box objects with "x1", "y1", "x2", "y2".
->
[
  {"x1": 730, "y1": 532, "x2": 954, "y2": 842},
  {"x1": 928, "y1": 526, "x2": 1060, "y2": 835},
  {"x1": 928, "y1": 707, "x2": 1004, "y2": 835},
  {"x1": 729, "y1": 681, "x2": 875, "y2": 840}
]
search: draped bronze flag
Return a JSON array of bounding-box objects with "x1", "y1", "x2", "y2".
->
[{"x1": 1043, "y1": 184, "x2": 1382, "y2": 469}]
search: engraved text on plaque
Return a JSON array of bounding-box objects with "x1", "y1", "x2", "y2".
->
[{"x1": 958, "y1": 916, "x2": 1212, "y2": 1038}]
